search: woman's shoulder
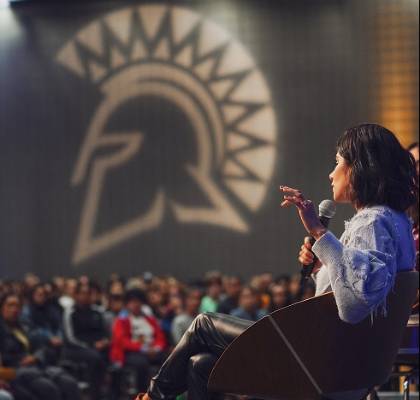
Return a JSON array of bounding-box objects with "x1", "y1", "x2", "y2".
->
[
  {"x1": 350, "y1": 205, "x2": 407, "y2": 225},
  {"x1": 345, "y1": 206, "x2": 411, "y2": 238}
]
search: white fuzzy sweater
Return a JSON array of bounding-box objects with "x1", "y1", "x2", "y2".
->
[{"x1": 313, "y1": 205, "x2": 415, "y2": 324}]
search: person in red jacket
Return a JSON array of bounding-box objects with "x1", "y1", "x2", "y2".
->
[{"x1": 110, "y1": 288, "x2": 167, "y2": 393}]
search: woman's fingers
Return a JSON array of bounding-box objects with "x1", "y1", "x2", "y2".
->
[
  {"x1": 279, "y1": 185, "x2": 304, "y2": 198},
  {"x1": 299, "y1": 247, "x2": 314, "y2": 259},
  {"x1": 299, "y1": 253, "x2": 314, "y2": 265},
  {"x1": 299, "y1": 242, "x2": 314, "y2": 265},
  {"x1": 279, "y1": 186, "x2": 307, "y2": 209},
  {"x1": 282, "y1": 195, "x2": 306, "y2": 210},
  {"x1": 280, "y1": 199, "x2": 291, "y2": 207}
]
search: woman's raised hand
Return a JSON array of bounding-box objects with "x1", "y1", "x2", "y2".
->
[{"x1": 280, "y1": 185, "x2": 327, "y2": 240}]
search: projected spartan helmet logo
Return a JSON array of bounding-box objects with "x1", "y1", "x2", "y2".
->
[{"x1": 56, "y1": 5, "x2": 277, "y2": 265}]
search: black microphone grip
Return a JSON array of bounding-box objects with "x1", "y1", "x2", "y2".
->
[
  {"x1": 300, "y1": 236, "x2": 317, "y2": 280},
  {"x1": 300, "y1": 215, "x2": 330, "y2": 279}
]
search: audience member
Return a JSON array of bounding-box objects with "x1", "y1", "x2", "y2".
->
[
  {"x1": 288, "y1": 274, "x2": 302, "y2": 302},
  {"x1": 58, "y1": 278, "x2": 77, "y2": 310},
  {"x1": 230, "y1": 286, "x2": 267, "y2": 321},
  {"x1": 110, "y1": 289, "x2": 167, "y2": 393},
  {"x1": 199, "y1": 272, "x2": 223, "y2": 313},
  {"x1": 103, "y1": 283, "x2": 125, "y2": 336},
  {"x1": 171, "y1": 288, "x2": 202, "y2": 344},
  {"x1": 217, "y1": 276, "x2": 242, "y2": 315},
  {"x1": 63, "y1": 283, "x2": 109, "y2": 400},
  {"x1": 0, "y1": 293, "x2": 80, "y2": 400},
  {"x1": 268, "y1": 283, "x2": 291, "y2": 313},
  {"x1": 21, "y1": 284, "x2": 63, "y2": 363}
]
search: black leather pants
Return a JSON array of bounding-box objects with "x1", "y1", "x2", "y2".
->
[{"x1": 147, "y1": 312, "x2": 254, "y2": 400}]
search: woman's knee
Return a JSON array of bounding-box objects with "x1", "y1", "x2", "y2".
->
[
  {"x1": 188, "y1": 353, "x2": 218, "y2": 378},
  {"x1": 189, "y1": 312, "x2": 214, "y2": 333}
]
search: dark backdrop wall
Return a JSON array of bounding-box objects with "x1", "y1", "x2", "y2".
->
[{"x1": 0, "y1": 0, "x2": 418, "y2": 281}]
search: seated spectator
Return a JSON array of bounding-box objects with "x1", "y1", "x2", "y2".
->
[
  {"x1": 199, "y1": 272, "x2": 223, "y2": 313},
  {"x1": 58, "y1": 278, "x2": 77, "y2": 310},
  {"x1": 145, "y1": 281, "x2": 175, "y2": 345},
  {"x1": 103, "y1": 282, "x2": 125, "y2": 336},
  {"x1": 217, "y1": 276, "x2": 242, "y2": 315},
  {"x1": 167, "y1": 279, "x2": 186, "y2": 317},
  {"x1": 21, "y1": 284, "x2": 63, "y2": 364},
  {"x1": 110, "y1": 289, "x2": 167, "y2": 393},
  {"x1": 22, "y1": 274, "x2": 40, "y2": 299},
  {"x1": 250, "y1": 273, "x2": 273, "y2": 309},
  {"x1": 171, "y1": 288, "x2": 202, "y2": 344},
  {"x1": 230, "y1": 286, "x2": 267, "y2": 321},
  {"x1": 288, "y1": 273, "x2": 302, "y2": 303},
  {"x1": 146, "y1": 284, "x2": 167, "y2": 319},
  {"x1": 90, "y1": 281, "x2": 105, "y2": 311},
  {"x1": 301, "y1": 280, "x2": 316, "y2": 301},
  {"x1": 63, "y1": 283, "x2": 109, "y2": 400},
  {"x1": 268, "y1": 283, "x2": 291, "y2": 313},
  {"x1": 0, "y1": 293, "x2": 80, "y2": 400},
  {"x1": 43, "y1": 282, "x2": 63, "y2": 318}
]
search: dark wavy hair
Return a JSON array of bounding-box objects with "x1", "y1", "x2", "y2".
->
[
  {"x1": 336, "y1": 124, "x2": 418, "y2": 212},
  {"x1": 124, "y1": 288, "x2": 147, "y2": 304}
]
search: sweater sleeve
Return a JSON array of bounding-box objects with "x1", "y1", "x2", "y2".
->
[{"x1": 312, "y1": 213, "x2": 398, "y2": 324}]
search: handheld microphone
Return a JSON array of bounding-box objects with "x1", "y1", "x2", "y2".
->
[{"x1": 301, "y1": 199, "x2": 336, "y2": 280}]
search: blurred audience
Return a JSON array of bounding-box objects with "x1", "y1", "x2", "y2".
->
[{"x1": 0, "y1": 269, "x2": 332, "y2": 399}]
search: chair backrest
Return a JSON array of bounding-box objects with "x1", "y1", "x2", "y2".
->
[{"x1": 208, "y1": 271, "x2": 419, "y2": 400}]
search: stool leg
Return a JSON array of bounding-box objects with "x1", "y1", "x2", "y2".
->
[{"x1": 403, "y1": 376, "x2": 410, "y2": 400}]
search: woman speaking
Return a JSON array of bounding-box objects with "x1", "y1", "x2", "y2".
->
[{"x1": 137, "y1": 124, "x2": 418, "y2": 400}]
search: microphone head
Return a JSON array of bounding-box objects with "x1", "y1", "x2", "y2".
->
[{"x1": 319, "y1": 199, "x2": 336, "y2": 219}]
